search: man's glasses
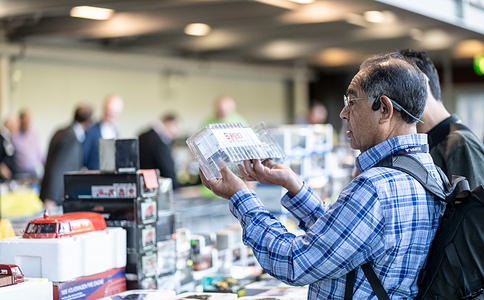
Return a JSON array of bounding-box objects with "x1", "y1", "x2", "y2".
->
[{"x1": 343, "y1": 95, "x2": 367, "y2": 112}]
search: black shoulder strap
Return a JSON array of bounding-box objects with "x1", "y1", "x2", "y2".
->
[
  {"x1": 344, "y1": 264, "x2": 390, "y2": 300},
  {"x1": 376, "y1": 155, "x2": 447, "y2": 200},
  {"x1": 376, "y1": 154, "x2": 471, "y2": 204}
]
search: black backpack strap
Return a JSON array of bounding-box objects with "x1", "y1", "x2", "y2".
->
[
  {"x1": 344, "y1": 264, "x2": 390, "y2": 300},
  {"x1": 376, "y1": 155, "x2": 447, "y2": 200},
  {"x1": 344, "y1": 269, "x2": 356, "y2": 300},
  {"x1": 362, "y1": 263, "x2": 391, "y2": 300}
]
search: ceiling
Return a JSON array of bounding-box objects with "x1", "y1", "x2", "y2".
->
[{"x1": 1, "y1": 0, "x2": 484, "y2": 69}]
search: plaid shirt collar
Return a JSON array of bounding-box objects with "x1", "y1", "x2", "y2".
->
[{"x1": 355, "y1": 133, "x2": 428, "y2": 173}]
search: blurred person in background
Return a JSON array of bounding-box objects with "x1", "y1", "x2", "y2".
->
[
  {"x1": 40, "y1": 104, "x2": 93, "y2": 212},
  {"x1": 138, "y1": 113, "x2": 183, "y2": 189},
  {"x1": 399, "y1": 49, "x2": 484, "y2": 189},
  {"x1": 203, "y1": 95, "x2": 248, "y2": 126},
  {"x1": 11, "y1": 109, "x2": 44, "y2": 180},
  {"x1": 296, "y1": 102, "x2": 328, "y2": 125},
  {"x1": 83, "y1": 94, "x2": 124, "y2": 170},
  {"x1": 0, "y1": 115, "x2": 18, "y2": 181},
  {"x1": 306, "y1": 102, "x2": 328, "y2": 124}
]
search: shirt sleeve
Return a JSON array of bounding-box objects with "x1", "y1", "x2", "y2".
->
[
  {"x1": 280, "y1": 182, "x2": 331, "y2": 231},
  {"x1": 229, "y1": 177, "x2": 386, "y2": 286}
]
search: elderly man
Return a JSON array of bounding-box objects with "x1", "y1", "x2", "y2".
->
[
  {"x1": 83, "y1": 94, "x2": 124, "y2": 170},
  {"x1": 200, "y1": 53, "x2": 444, "y2": 298}
]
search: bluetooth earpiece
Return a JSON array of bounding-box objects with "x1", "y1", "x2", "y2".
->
[
  {"x1": 372, "y1": 94, "x2": 384, "y2": 111},
  {"x1": 372, "y1": 99, "x2": 381, "y2": 110}
]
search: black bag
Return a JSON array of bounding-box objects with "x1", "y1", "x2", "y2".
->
[{"x1": 345, "y1": 154, "x2": 484, "y2": 300}]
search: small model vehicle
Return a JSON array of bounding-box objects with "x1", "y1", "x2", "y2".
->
[
  {"x1": 22, "y1": 211, "x2": 107, "y2": 239},
  {"x1": 0, "y1": 264, "x2": 24, "y2": 287}
]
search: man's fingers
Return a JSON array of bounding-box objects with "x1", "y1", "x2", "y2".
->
[
  {"x1": 243, "y1": 160, "x2": 258, "y2": 179},
  {"x1": 262, "y1": 159, "x2": 276, "y2": 168},
  {"x1": 252, "y1": 159, "x2": 268, "y2": 176},
  {"x1": 238, "y1": 164, "x2": 256, "y2": 181},
  {"x1": 199, "y1": 168, "x2": 212, "y2": 190}
]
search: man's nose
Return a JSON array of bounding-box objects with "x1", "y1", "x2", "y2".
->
[{"x1": 339, "y1": 107, "x2": 348, "y2": 120}]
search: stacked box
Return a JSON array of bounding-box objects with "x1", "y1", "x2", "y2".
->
[
  {"x1": 155, "y1": 179, "x2": 177, "y2": 289},
  {"x1": 63, "y1": 170, "x2": 162, "y2": 290}
]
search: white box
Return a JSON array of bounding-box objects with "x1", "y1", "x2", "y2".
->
[
  {"x1": 0, "y1": 278, "x2": 53, "y2": 300},
  {"x1": 0, "y1": 227, "x2": 126, "y2": 282}
]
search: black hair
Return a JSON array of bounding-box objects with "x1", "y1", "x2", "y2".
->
[
  {"x1": 398, "y1": 49, "x2": 441, "y2": 102},
  {"x1": 74, "y1": 104, "x2": 93, "y2": 123},
  {"x1": 356, "y1": 52, "x2": 427, "y2": 124}
]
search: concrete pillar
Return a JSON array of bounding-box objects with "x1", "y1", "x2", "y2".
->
[{"x1": 0, "y1": 55, "x2": 10, "y2": 120}]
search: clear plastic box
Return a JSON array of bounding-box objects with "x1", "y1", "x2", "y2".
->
[{"x1": 186, "y1": 122, "x2": 285, "y2": 180}]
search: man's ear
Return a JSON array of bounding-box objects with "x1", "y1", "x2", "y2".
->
[{"x1": 378, "y1": 95, "x2": 393, "y2": 123}]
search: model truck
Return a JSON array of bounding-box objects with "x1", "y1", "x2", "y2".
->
[
  {"x1": 22, "y1": 211, "x2": 107, "y2": 239},
  {"x1": 0, "y1": 264, "x2": 24, "y2": 287}
]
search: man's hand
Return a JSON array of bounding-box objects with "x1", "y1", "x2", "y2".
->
[
  {"x1": 238, "y1": 159, "x2": 303, "y2": 196},
  {"x1": 200, "y1": 167, "x2": 248, "y2": 200}
]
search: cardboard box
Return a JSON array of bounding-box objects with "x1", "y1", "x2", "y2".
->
[{"x1": 53, "y1": 267, "x2": 126, "y2": 300}]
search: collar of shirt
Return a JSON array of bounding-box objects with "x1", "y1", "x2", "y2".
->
[
  {"x1": 355, "y1": 133, "x2": 428, "y2": 173},
  {"x1": 100, "y1": 122, "x2": 117, "y2": 139},
  {"x1": 152, "y1": 119, "x2": 172, "y2": 144},
  {"x1": 72, "y1": 121, "x2": 86, "y2": 143},
  {"x1": 427, "y1": 114, "x2": 461, "y2": 150}
]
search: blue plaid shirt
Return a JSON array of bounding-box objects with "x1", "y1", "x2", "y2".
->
[{"x1": 229, "y1": 134, "x2": 444, "y2": 299}]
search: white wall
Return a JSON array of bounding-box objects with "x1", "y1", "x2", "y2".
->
[{"x1": 6, "y1": 45, "x2": 298, "y2": 155}]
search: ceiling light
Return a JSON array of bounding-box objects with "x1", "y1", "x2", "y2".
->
[
  {"x1": 419, "y1": 29, "x2": 453, "y2": 50},
  {"x1": 260, "y1": 41, "x2": 303, "y2": 60},
  {"x1": 454, "y1": 39, "x2": 484, "y2": 58},
  {"x1": 184, "y1": 23, "x2": 211, "y2": 36},
  {"x1": 363, "y1": 11, "x2": 385, "y2": 23},
  {"x1": 255, "y1": 0, "x2": 298, "y2": 9},
  {"x1": 409, "y1": 28, "x2": 424, "y2": 41},
  {"x1": 289, "y1": 0, "x2": 315, "y2": 3},
  {"x1": 345, "y1": 13, "x2": 368, "y2": 27},
  {"x1": 70, "y1": 6, "x2": 114, "y2": 20}
]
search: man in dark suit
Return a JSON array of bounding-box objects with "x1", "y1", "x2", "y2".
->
[
  {"x1": 40, "y1": 104, "x2": 93, "y2": 211},
  {"x1": 83, "y1": 94, "x2": 124, "y2": 170},
  {"x1": 138, "y1": 114, "x2": 181, "y2": 188}
]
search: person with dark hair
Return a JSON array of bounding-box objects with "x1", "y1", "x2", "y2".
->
[
  {"x1": 138, "y1": 113, "x2": 182, "y2": 188},
  {"x1": 40, "y1": 104, "x2": 93, "y2": 211},
  {"x1": 199, "y1": 52, "x2": 444, "y2": 298},
  {"x1": 399, "y1": 49, "x2": 484, "y2": 188}
]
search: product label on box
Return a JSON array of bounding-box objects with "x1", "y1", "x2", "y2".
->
[
  {"x1": 141, "y1": 253, "x2": 157, "y2": 277},
  {"x1": 92, "y1": 186, "x2": 117, "y2": 198},
  {"x1": 115, "y1": 183, "x2": 137, "y2": 198},
  {"x1": 140, "y1": 201, "x2": 157, "y2": 223},
  {"x1": 91, "y1": 184, "x2": 137, "y2": 198},
  {"x1": 141, "y1": 226, "x2": 156, "y2": 249},
  {"x1": 56, "y1": 268, "x2": 126, "y2": 300}
]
